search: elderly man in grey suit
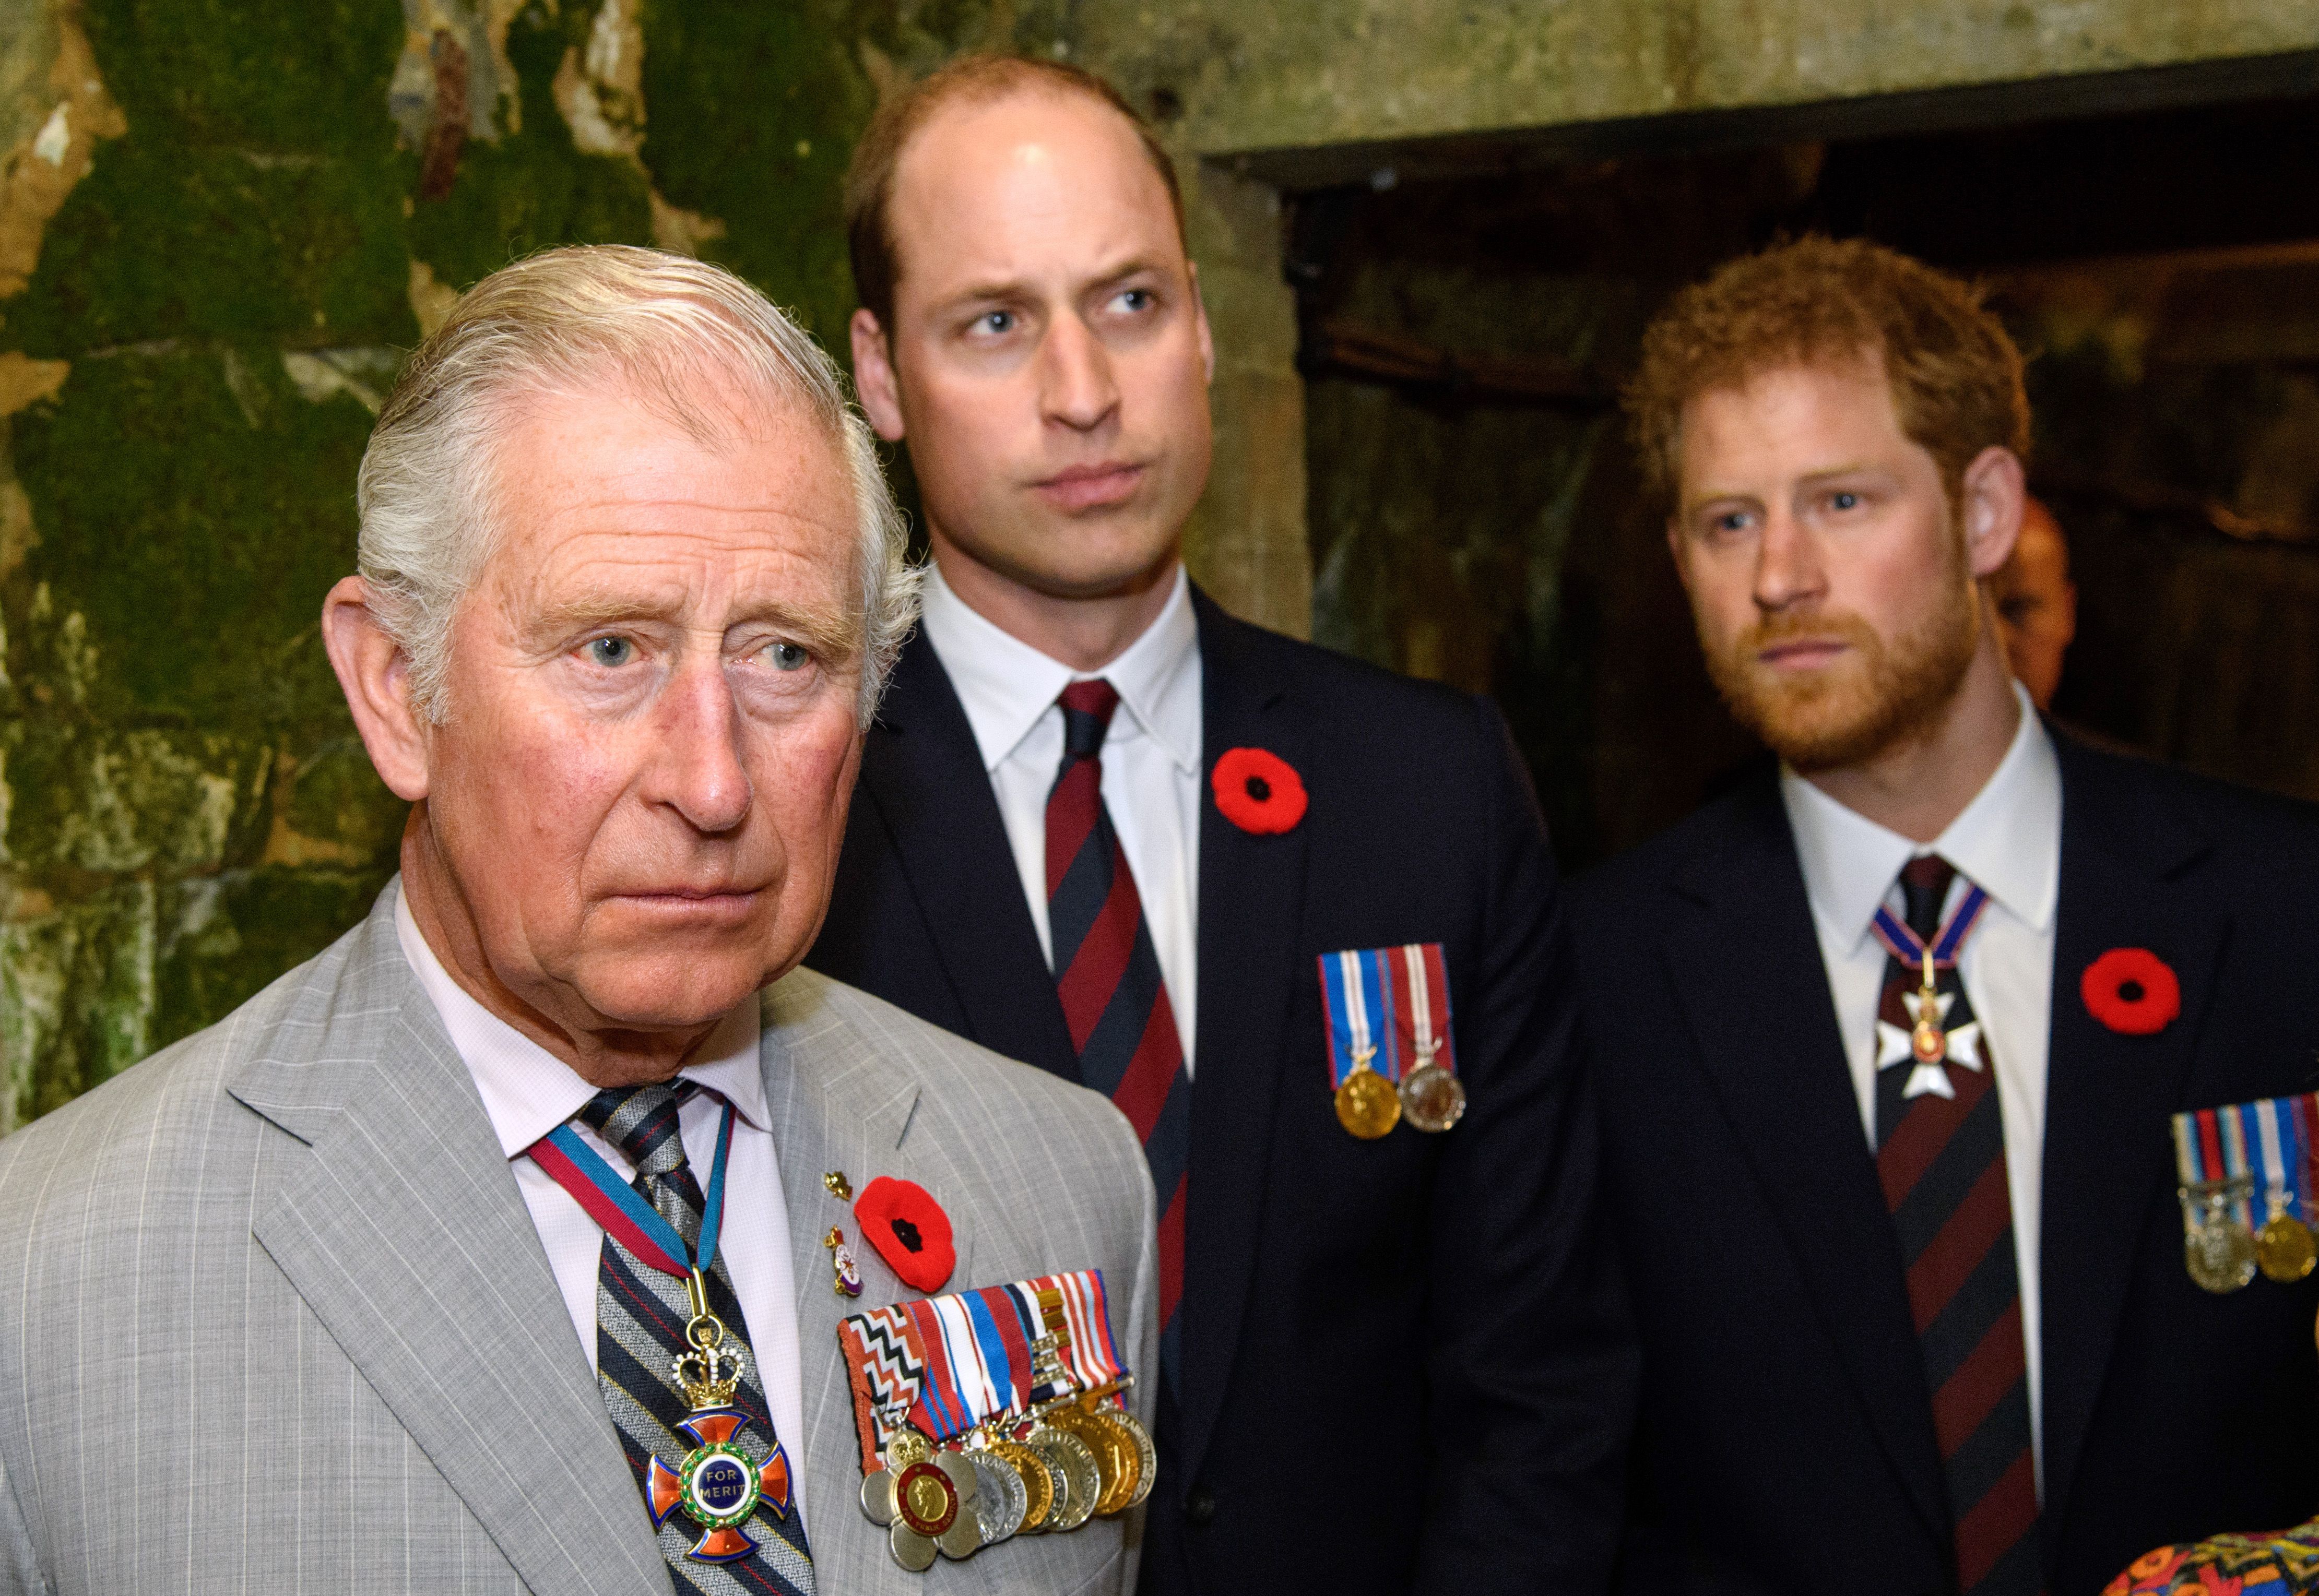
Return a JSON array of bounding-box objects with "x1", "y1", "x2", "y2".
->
[{"x1": 0, "y1": 245, "x2": 1158, "y2": 1596}]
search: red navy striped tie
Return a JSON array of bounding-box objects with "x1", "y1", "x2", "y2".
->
[
  {"x1": 1046, "y1": 680, "x2": 1190, "y2": 1376},
  {"x1": 1875, "y1": 855, "x2": 2043, "y2": 1596}
]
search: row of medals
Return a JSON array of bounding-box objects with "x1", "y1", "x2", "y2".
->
[
  {"x1": 1337, "y1": 1046, "x2": 1466, "y2": 1140},
  {"x1": 859, "y1": 1333, "x2": 1156, "y2": 1570},
  {"x1": 2181, "y1": 1181, "x2": 2318, "y2": 1294}
]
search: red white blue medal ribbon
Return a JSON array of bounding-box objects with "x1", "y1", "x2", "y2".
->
[
  {"x1": 1869, "y1": 878, "x2": 1991, "y2": 971},
  {"x1": 2173, "y1": 1093, "x2": 2318, "y2": 1230},
  {"x1": 835, "y1": 1268, "x2": 1127, "y2": 1473},
  {"x1": 1388, "y1": 942, "x2": 1458, "y2": 1076},
  {"x1": 529, "y1": 1099, "x2": 736, "y2": 1284},
  {"x1": 1319, "y1": 947, "x2": 1401, "y2": 1087}
]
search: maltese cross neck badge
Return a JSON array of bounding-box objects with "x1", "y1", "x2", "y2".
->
[{"x1": 1870, "y1": 871, "x2": 1991, "y2": 1102}]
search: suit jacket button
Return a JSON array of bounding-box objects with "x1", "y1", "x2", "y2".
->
[{"x1": 1186, "y1": 1487, "x2": 1216, "y2": 1526}]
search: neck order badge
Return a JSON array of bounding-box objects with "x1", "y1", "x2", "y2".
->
[
  {"x1": 530, "y1": 1104, "x2": 798, "y2": 1563},
  {"x1": 1318, "y1": 943, "x2": 1465, "y2": 1139},
  {"x1": 1869, "y1": 882, "x2": 1990, "y2": 1101},
  {"x1": 835, "y1": 1269, "x2": 1150, "y2": 1571},
  {"x1": 2173, "y1": 1094, "x2": 2319, "y2": 1292}
]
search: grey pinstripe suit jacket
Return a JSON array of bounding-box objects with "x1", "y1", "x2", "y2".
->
[{"x1": 0, "y1": 883, "x2": 1158, "y2": 1595}]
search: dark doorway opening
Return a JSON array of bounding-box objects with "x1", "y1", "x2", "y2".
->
[{"x1": 1276, "y1": 56, "x2": 2319, "y2": 870}]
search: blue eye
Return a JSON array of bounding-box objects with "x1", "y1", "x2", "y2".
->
[
  {"x1": 586, "y1": 636, "x2": 633, "y2": 667},
  {"x1": 1118, "y1": 288, "x2": 1154, "y2": 313},
  {"x1": 1831, "y1": 491, "x2": 1860, "y2": 510},
  {"x1": 978, "y1": 311, "x2": 1014, "y2": 336},
  {"x1": 770, "y1": 642, "x2": 808, "y2": 673}
]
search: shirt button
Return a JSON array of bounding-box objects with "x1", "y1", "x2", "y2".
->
[{"x1": 1186, "y1": 1487, "x2": 1216, "y2": 1526}]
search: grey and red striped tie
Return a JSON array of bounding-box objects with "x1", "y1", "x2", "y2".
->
[
  {"x1": 1045, "y1": 680, "x2": 1190, "y2": 1377},
  {"x1": 1874, "y1": 856, "x2": 2043, "y2": 1596}
]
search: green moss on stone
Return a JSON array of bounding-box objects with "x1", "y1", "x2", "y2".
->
[
  {"x1": 408, "y1": 2, "x2": 655, "y2": 293},
  {"x1": 150, "y1": 865, "x2": 389, "y2": 1056},
  {"x1": 9, "y1": 143, "x2": 417, "y2": 355},
  {"x1": 9, "y1": 348, "x2": 371, "y2": 728},
  {"x1": 637, "y1": 0, "x2": 875, "y2": 339},
  {"x1": 286, "y1": 737, "x2": 408, "y2": 858},
  {"x1": 81, "y1": 0, "x2": 405, "y2": 159}
]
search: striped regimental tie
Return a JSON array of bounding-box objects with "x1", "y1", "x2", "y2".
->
[
  {"x1": 1045, "y1": 679, "x2": 1192, "y2": 1378},
  {"x1": 582, "y1": 1083, "x2": 816, "y2": 1596},
  {"x1": 1874, "y1": 856, "x2": 2043, "y2": 1596}
]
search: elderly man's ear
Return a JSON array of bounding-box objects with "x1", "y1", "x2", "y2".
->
[{"x1": 321, "y1": 576, "x2": 432, "y2": 803}]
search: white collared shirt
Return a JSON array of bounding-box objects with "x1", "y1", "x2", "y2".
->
[
  {"x1": 394, "y1": 890, "x2": 809, "y2": 1493},
  {"x1": 1780, "y1": 681, "x2": 2061, "y2": 1492},
  {"x1": 918, "y1": 561, "x2": 1205, "y2": 1072}
]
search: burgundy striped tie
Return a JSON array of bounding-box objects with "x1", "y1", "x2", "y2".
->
[
  {"x1": 1045, "y1": 680, "x2": 1190, "y2": 1375},
  {"x1": 1875, "y1": 855, "x2": 2043, "y2": 1596}
]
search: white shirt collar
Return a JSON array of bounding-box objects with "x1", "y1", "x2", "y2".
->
[
  {"x1": 918, "y1": 560, "x2": 1202, "y2": 776},
  {"x1": 1781, "y1": 680, "x2": 2062, "y2": 954},
  {"x1": 393, "y1": 885, "x2": 768, "y2": 1159}
]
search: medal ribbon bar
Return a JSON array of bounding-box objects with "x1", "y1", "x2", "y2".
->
[
  {"x1": 838, "y1": 1268, "x2": 1127, "y2": 1474},
  {"x1": 1386, "y1": 942, "x2": 1458, "y2": 1077},
  {"x1": 2174, "y1": 1094, "x2": 2319, "y2": 1230},
  {"x1": 1319, "y1": 949, "x2": 1400, "y2": 1088}
]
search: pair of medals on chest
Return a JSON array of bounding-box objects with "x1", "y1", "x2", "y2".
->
[
  {"x1": 2174, "y1": 1097, "x2": 2319, "y2": 1294},
  {"x1": 855, "y1": 1282, "x2": 1155, "y2": 1570},
  {"x1": 1322, "y1": 944, "x2": 1468, "y2": 1140},
  {"x1": 529, "y1": 1104, "x2": 796, "y2": 1565}
]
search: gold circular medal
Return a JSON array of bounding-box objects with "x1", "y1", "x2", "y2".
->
[
  {"x1": 1048, "y1": 1404, "x2": 1138, "y2": 1517},
  {"x1": 1398, "y1": 1064, "x2": 1466, "y2": 1134},
  {"x1": 2185, "y1": 1220, "x2": 2259, "y2": 1294},
  {"x1": 2259, "y1": 1213, "x2": 2317, "y2": 1282},
  {"x1": 980, "y1": 1436, "x2": 1054, "y2": 1532},
  {"x1": 1027, "y1": 1423, "x2": 1101, "y2": 1532},
  {"x1": 1335, "y1": 1067, "x2": 1400, "y2": 1139},
  {"x1": 1081, "y1": 1396, "x2": 1156, "y2": 1511}
]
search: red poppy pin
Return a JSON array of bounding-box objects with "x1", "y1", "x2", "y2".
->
[
  {"x1": 2081, "y1": 947, "x2": 2182, "y2": 1037},
  {"x1": 1212, "y1": 747, "x2": 1307, "y2": 835},
  {"x1": 853, "y1": 1175, "x2": 955, "y2": 1293}
]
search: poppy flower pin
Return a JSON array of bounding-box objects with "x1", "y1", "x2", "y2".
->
[
  {"x1": 2081, "y1": 947, "x2": 2182, "y2": 1037},
  {"x1": 853, "y1": 1175, "x2": 956, "y2": 1293},
  {"x1": 1212, "y1": 746, "x2": 1307, "y2": 835}
]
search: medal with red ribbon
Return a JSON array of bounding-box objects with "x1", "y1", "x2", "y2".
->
[
  {"x1": 2172, "y1": 1092, "x2": 2319, "y2": 1293},
  {"x1": 836, "y1": 1268, "x2": 1151, "y2": 1569},
  {"x1": 1870, "y1": 881, "x2": 1990, "y2": 1101},
  {"x1": 529, "y1": 1103, "x2": 796, "y2": 1564},
  {"x1": 1318, "y1": 943, "x2": 1465, "y2": 1137}
]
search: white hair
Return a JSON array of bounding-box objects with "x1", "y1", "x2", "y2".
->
[{"x1": 354, "y1": 244, "x2": 918, "y2": 726}]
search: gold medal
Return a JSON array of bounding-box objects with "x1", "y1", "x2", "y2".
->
[
  {"x1": 2258, "y1": 1192, "x2": 2317, "y2": 1283},
  {"x1": 1047, "y1": 1403, "x2": 1139, "y2": 1517},
  {"x1": 1336, "y1": 1064, "x2": 1400, "y2": 1139},
  {"x1": 1081, "y1": 1395, "x2": 1155, "y2": 1512},
  {"x1": 1398, "y1": 1061, "x2": 1466, "y2": 1133},
  {"x1": 978, "y1": 1435, "x2": 1054, "y2": 1531},
  {"x1": 2181, "y1": 1183, "x2": 2259, "y2": 1295}
]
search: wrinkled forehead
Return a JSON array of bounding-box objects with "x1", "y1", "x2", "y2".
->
[{"x1": 475, "y1": 378, "x2": 861, "y2": 633}]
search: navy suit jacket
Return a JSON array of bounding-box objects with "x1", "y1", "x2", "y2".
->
[
  {"x1": 1570, "y1": 733, "x2": 2319, "y2": 1596},
  {"x1": 807, "y1": 588, "x2": 1635, "y2": 1596}
]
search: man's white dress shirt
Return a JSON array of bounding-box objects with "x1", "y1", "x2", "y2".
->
[
  {"x1": 918, "y1": 560, "x2": 1205, "y2": 1072},
  {"x1": 394, "y1": 892, "x2": 809, "y2": 1496},
  {"x1": 1780, "y1": 682, "x2": 2060, "y2": 1492}
]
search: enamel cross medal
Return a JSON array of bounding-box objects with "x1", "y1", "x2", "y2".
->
[{"x1": 1871, "y1": 877, "x2": 1990, "y2": 1102}]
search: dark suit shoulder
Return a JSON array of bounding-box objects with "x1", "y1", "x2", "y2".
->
[
  {"x1": 2055, "y1": 728, "x2": 2319, "y2": 856},
  {"x1": 1569, "y1": 772, "x2": 1785, "y2": 924}
]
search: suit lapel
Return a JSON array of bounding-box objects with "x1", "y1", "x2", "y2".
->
[
  {"x1": 1178, "y1": 594, "x2": 1311, "y2": 1473},
  {"x1": 761, "y1": 970, "x2": 1002, "y2": 1592},
  {"x1": 2038, "y1": 737, "x2": 2222, "y2": 1539},
  {"x1": 1661, "y1": 780, "x2": 1949, "y2": 1541},
  {"x1": 856, "y1": 631, "x2": 1081, "y2": 1080},
  {"x1": 230, "y1": 894, "x2": 667, "y2": 1596}
]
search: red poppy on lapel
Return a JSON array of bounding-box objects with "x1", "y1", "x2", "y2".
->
[
  {"x1": 1212, "y1": 747, "x2": 1307, "y2": 835},
  {"x1": 853, "y1": 1176, "x2": 955, "y2": 1292},
  {"x1": 2081, "y1": 947, "x2": 2182, "y2": 1036}
]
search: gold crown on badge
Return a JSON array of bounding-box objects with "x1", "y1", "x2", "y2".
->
[{"x1": 673, "y1": 1327, "x2": 750, "y2": 1410}]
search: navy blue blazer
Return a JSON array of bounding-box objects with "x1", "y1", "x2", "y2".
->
[
  {"x1": 807, "y1": 588, "x2": 1634, "y2": 1596},
  {"x1": 1571, "y1": 734, "x2": 2319, "y2": 1596}
]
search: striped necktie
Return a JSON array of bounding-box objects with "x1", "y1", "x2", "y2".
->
[
  {"x1": 582, "y1": 1084, "x2": 815, "y2": 1595},
  {"x1": 1873, "y1": 856, "x2": 2043, "y2": 1596},
  {"x1": 1045, "y1": 679, "x2": 1191, "y2": 1376}
]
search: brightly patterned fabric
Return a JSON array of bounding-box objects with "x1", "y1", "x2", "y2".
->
[{"x1": 2105, "y1": 1517, "x2": 2319, "y2": 1596}]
